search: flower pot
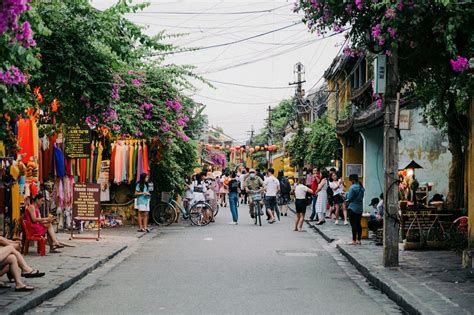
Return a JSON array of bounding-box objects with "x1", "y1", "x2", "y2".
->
[{"x1": 403, "y1": 240, "x2": 422, "y2": 250}]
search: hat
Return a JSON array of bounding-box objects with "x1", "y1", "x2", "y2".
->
[
  {"x1": 369, "y1": 197, "x2": 379, "y2": 207},
  {"x1": 249, "y1": 169, "x2": 256, "y2": 173}
]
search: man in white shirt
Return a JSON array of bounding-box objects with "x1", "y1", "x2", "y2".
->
[{"x1": 263, "y1": 168, "x2": 280, "y2": 224}]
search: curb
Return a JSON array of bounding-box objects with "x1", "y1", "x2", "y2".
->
[
  {"x1": 6, "y1": 245, "x2": 128, "y2": 315},
  {"x1": 309, "y1": 222, "x2": 422, "y2": 315},
  {"x1": 335, "y1": 245, "x2": 420, "y2": 315}
]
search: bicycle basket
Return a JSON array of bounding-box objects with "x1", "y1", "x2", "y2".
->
[
  {"x1": 161, "y1": 192, "x2": 171, "y2": 202},
  {"x1": 251, "y1": 193, "x2": 262, "y2": 201}
]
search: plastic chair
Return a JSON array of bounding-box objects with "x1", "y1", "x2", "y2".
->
[
  {"x1": 453, "y1": 216, "x2": 468, "y2": 235},
  {"x1": 21, "y1": 220, "x2": 46, "y2": 256}
]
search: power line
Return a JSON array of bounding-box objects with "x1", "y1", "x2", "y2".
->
[
  {"x1": 192, "y1": 94, "x2": 281, "y2": 105},
  {"x1": 206, "y1": 79, "x2": 292, "y2": 90},
  {"x1": 152, "y1": 21, "x2": 302, "y2": 56},
  {"x1": 126, "y1": 4, "x2": 291, "y2": 15}
]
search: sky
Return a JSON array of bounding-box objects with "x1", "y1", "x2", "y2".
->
[{"x1": 90, "y1": 0, "x2": 345, "y2": 143}]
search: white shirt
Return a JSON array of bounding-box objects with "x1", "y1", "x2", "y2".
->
[
  {"x1": 295, "y1": 184, "x2": 311, "y2": 199},
  {"x1": 264, "y1": 176, "x2": 280, "y2": 197},
  {"x1": 330, "y1": 180, "x2": 344, "y2": 196}
]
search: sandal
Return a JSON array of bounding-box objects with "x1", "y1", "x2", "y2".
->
[
  {"x1": 22, "y1": 269, "x2": 45, "y2": 278},
  {"x1": 0, "y1": 281, "x2": 11, "y2": 289},
  {"x1": 50, "y1": 245, "x2": 62, "y2": 253},
  {"x1": 15, "y1": 285, "x2": 34, "y2": 292}
]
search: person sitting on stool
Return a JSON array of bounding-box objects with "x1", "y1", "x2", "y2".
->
[{"x1": 368, "y1": 196, "x2": 384, "y2": 232}]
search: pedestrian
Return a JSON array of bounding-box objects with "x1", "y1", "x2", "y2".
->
[
  {"x1": 368, "y1": 195, "x2": 384, "y2": 232},
  {"x1": 183, "y1": 176, "x2": 194, "y2": 217},
  {"x1": 294, "y1": 177, "x2": 313, "y2": 231},
  {"x1": 277, "y1": 170, "x2": 291, "y2": 216},
  {"x1": 329, "y1": 172, "x2": 348, "y2": 225},
  {"x1": 228, "y1": 171, "x2": 240, "y2": 224},
  {"x1": 309, "y1": 167, "x2": 321, "y2": 221},
  {"x1": 219, "y1": 172, "x2": 229, "y2": 207},
  {"x1": 315, "y1": 169, "x2": 329, "y2": 225},
  {"x1": 204, "y1": 173, "x2": 217, "y2": 223},
  {"x1": 135, "y1": 173, "x2": 151, "y2": 232},
  {"x1": 346, "y1": 174, "x2": 365, "y2": 245},
  {"x1": 263, "y1": 168, "x2": 279, "y2": 224},
  {"x1": 240, "y1": 169, "x2": 248, "y2": 204}
]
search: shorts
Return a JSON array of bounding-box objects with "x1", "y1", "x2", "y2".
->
[
  {"x1": 295, "y1": 199, "x2": 307, "y2": 213},
  {"x1": 333, "y1": 194, "x2": 345, "y2": 205},
  {"x1": 264, "y1": 196, "x2": 277, "y2": 210}
]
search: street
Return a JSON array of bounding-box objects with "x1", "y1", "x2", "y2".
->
[{"x1": 44, "y1": 205, "x2": 401, "y2": 315}]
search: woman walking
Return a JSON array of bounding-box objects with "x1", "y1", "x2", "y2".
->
[
  {"x1": 346, "y1": 174, "x2": 365, "y2": 245},
  {"x1": 135, "y1": 173, "x2": 151, "y2": 232},
  {"x1": 228, "y1": 172, "x2": 240, "y2": 224},
  {"x1": 329, "y1": 172, "x2": 348, "y2": 225},
  {"x1": 219, "y1": 172, "x2": 229, "y2": 207},
  {"x1": 314, "y1": 170, "x2": 329, "y2": 225},
  {"x1": 294, "y1": 177, "x2": 313, "y2": 232}
]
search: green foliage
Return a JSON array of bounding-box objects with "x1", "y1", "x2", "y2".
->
[
  {"x1": 306, "y1": 118, "x2": 340, "y2": 167},
  {"x1": 287, "y1": 126, "x2": 309, "y2": 168}
]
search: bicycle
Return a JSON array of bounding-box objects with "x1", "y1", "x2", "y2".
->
[
  {"x1": 151, "y1": 192, "x2": 189, "y2": 226},
  {"x1": 277, "y1": 193, "x2": 294, "y2": 214},
  {"x1": 249, "y1": 190, "x2": 263, "y2": 226},
  {"x1": 189, "y1": 200, "x2": 213, "y2": 226}
]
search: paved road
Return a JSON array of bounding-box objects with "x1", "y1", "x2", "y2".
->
[{"x1": 53, "y1": 204, "x2": 397, "y2": 314}]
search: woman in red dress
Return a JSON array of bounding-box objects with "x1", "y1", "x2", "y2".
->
[{"x1": 25, "y1": 194, "x2": 63, "y2": 253}]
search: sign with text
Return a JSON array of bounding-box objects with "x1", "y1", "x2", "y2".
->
[
  {"x1": 73, "y1": 183, "x2": 100, "y2": 220},
  {"x1": 65, "y1": 126, "x2": 91, "y2": 159},
  {"x1": 373, "y1": 55, "x2": 386, "y2": 94}
]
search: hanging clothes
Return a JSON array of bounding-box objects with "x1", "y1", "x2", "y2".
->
[
  {"x1": 89, "y1": 142, "x2": 95, "y2": 183},
  {"x1": 128, "y1": 142, "x2": 134, "y2": 183},
  {"x1": 92, "y1": 145, "x2": 99, "y2": 183},
  {"x1": 109, "y1": 143, "x2": 116, "y2": 182},
  {"x1": 53, "y1": 145, "x2": 66, "y2": 178},
  {"x1": 31, "y1": 118, "x2": 39, "y2": 159},
  {"x1": 80, "y1": 158, "x2": 87, "y2": 183},
  {"x1": 42, "y1": 135, "x2": 55, "y2": 182},
  {"x1": 96, "y1": 142, "x2": 103, "y2": 182},
  {"x1": 121, "y1": 142, "x2": 127, "y2": 183},
  {"x1": 132, "y1": 143, "x2": 138, "y2": 181},
  {"x1": 142, "y1": 142, "x2": 150, "y2": 176},
  {"x1": 114, "y1": 142, "x2": 123, "y2": 183},
  {"x1": 17, "y1": 119, "x2": 34, "y2": 163},
  {"x1": 136, "y1": 144, "x2": 143, "y2": 182},
  {"x1": 10, "y1": 164, "x2": 20, "y2": 239}
]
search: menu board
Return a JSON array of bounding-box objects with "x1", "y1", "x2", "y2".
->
[
  {"x1": 73, "y1": 183, "x2": 101, "y2": 220},
  {"x1": 65, "y1": 126, "x2": 91, "y2": 158}
]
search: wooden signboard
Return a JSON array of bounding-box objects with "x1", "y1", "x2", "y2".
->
[
  {"x1": 65, "y1": 126, "x2": 91, "y2": 159},
  {"x1": 71, "y1": 183, "x2": 101, "y2": 240}
]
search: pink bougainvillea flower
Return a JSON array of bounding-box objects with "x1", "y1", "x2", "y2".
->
[
  {"x1": 131, "y1": 79, "x2": 141, "y2": 86},
  {"x1": 355, "y1": 0, "x2": 364, "y2": 10},
  {"x1": 371, "y1": 24, "x2": 382, "y2": 38},
  {"x1": 376, "y1": 98, "x2": 383, "y2": 108},
  {"x1": 450, "y1": 56, "x2": 470, "y2": 73},
  {"x1": 385, "y1": 8, "x2": 396, "y2": 19},
  {"x1": 112, "y1": 124, "x2": 121, "y2": 132},
  {"x1": 0, "y1": 66, "x2": 27, "y2": 85},
  {"x1": 387, "y1": 27, "x2": 397, "y2": 38}
]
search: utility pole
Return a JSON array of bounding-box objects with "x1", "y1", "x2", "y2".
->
[
  {"x1": 289, "y1": 62, "x2": 306, "y2": 177},
  {"x1": 267, "y1": 106, "x2": 273, "y2": 169},
  {"x1": 335, "y1": 82, "x2": 340, "y2": 122},
  {"x1": 383, "y1": 51, "x2": 400, "y2": 267},
  {"x1": 247, "y1": 125, "x2": 255, "y2": 169}
]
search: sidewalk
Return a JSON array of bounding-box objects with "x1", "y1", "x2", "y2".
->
[
  {"x1": 306, "y1": 219, "x2": 474, "y2": 314},
  {"x1": 1, "y1": 226, "x2": 149, "y2": 315}
]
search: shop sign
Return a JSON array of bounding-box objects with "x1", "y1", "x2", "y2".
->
[
  {"x1": 65, "y1": 125, "x2": 91, "y2": 159},
  {"x1": 72, "y1": 183, "x2": 100, "y2": 220},
  {"x1": 373, "y1": 55, "x2": 386, "y2": 94},
  {"x1": 399, "y1": 110, "x2": 411, "y2": 130},
  {"x1": 346, "y1": 164, "x2": 363, "y2": 178}
]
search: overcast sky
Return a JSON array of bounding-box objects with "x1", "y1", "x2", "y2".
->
[{"x1": 91, "y1": 0, "x2": 344, "y2": 143}]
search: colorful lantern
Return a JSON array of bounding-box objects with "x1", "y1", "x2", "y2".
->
[
  {"x1": 255, "y1": 146, "x2": 260, "y2": 150},
  {"x1": 249, "y1": 148, "x2": 255, "y2": 153}
]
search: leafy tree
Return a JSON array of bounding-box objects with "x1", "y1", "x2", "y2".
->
[
  {"x1": 296, "y1": 0, "x2": 474, "y2": 208},
  {"x1": 306, "y1": 117, "x2": 339, "y2": 167},
  {"x1": 287, "y1": 125, "x2": 309, "y2": 169}
]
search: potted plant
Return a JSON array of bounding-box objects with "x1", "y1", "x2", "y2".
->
[
  {"x1": 426, "y1": 227, "x2": 446, "y2": 249},
  {"x1": 404, "y1": 229, "x2": 422, "y2": 250}
]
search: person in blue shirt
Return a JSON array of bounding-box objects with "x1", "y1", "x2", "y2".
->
[
  {"x1": 135, "y1": 173, "x2": 151, "y2": 232},
  {"x1": 346, "y1": 174, "x2": 365, "y2": 245}
]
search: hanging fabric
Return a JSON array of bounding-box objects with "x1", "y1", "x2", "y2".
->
[
  {"x1": 17, "y1": 119, "x2": 34, "y2": 163},
  {"x1": 142, "y1": 142, "x2": 150, "y2": 176}
]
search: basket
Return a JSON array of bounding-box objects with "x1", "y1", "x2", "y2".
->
[
  {"x1": 251, "y1": 193, "x2": 262, "y2": 201},
  {"x1": 161, "y1": 192, "x2": 171, "y2": 203}
]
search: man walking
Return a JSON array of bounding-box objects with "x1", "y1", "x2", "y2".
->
[{"x1": 263, "y1": 168, "x2": 279, "y2": 224}]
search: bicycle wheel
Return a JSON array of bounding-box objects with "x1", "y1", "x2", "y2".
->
[
  {"x1": 189, "y1": 202, "x2": 212, "y2": 226},
  {"x1": 213, "y1": 203, "x2": 219, "y2": 217},
  {"x1": 152, "y1": 202, "x2": 176, "y2": 226},
  {"x1": 255, "y1": 202, "x2": 262, "y2": 226}
]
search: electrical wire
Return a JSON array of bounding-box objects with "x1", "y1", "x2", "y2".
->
[
  {"x1": 205, "y1": 79, "x2": 293, "y2": 90},
  {"x1": 191, "y1": 94, "x2": 281, "y2": 105},
  {"x1": 126, "y1": 4, "x2": 291, "y2": 15}
]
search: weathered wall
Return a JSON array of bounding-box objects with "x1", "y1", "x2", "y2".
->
[
  {"x1": 467, "y1": 98, "x2": 474, "y2": 248},
  {"x1": 361, "y1": 127, "x2": 384, "y2": 208},
  {"x1": 399, "y1": 108, "x2": 451, "y2": 198},
  {"x1": 339, "y1": 135, "x2": 364, "y2": 189}
]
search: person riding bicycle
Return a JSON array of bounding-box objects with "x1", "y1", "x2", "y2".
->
[{"x1": 244, "y1": 169, "x2": 264, "y2": 218}]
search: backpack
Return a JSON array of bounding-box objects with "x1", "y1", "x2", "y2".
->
[
  {"x1": 280, "y1": 177, "x2": 291, "y2": 194},
  {"x1": 326, "y1": 179, "x2": 334, "y2": 199},
  {"x1": 229, "y1": 179, "x2": 239, "y2": 191}
]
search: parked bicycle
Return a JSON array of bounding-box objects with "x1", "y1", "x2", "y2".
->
[
  {"x1": 189, "y1": 200, "x2": 213, "y2": 226},
  {"x1": 151, "y1": 192, "x2": 188, "y2": 226}
]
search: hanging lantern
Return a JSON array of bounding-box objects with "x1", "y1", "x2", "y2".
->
[
  {"x1": 245, "y1": 145, "x2": 250, "y2": 150},
  {"x1": 206, "y1": 144, "x2": 212, "y2": 149},
  {"x1": 249, "y1": 148, "x2": 255, "y2": 153},
  {"x1": 225, "y1": 145, "x2": 230, "y2": 149},
  {"x1": 264, "y1": 145, "x2": 268, "y2": 149},
  {"x1": 230, "y1": 148, "x2": 235, "y2": 152},
  {"x1": 255, "y1": 146, "x2": 260, "y2": 150}
]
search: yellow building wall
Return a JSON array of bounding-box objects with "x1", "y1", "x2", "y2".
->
[
  {"x1": 272, "y1": 155, "x2": 285, "y2": 175},
  {"x1": 339, "y1": 136, "x2": 364, "y2": 189},
  {"x1": 326, "y1": 79, "x2": 351, "y2": 124}
]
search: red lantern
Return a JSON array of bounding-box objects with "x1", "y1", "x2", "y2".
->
[
  {"x1": 255, "y1": 146, "x2": 260, "y2": 151},
  {"x1": 230, "y1": 148, "x2": 235, "y2": 152},
  {"x1": 249, "y1": 148, "x2": 255, "y2": 153},
  {"x1": 206, "y1": 144, "x2": 212, "y2": 149},
  {"x1": 226, "y1": 145, "x2": 230, "y2": 149}
]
